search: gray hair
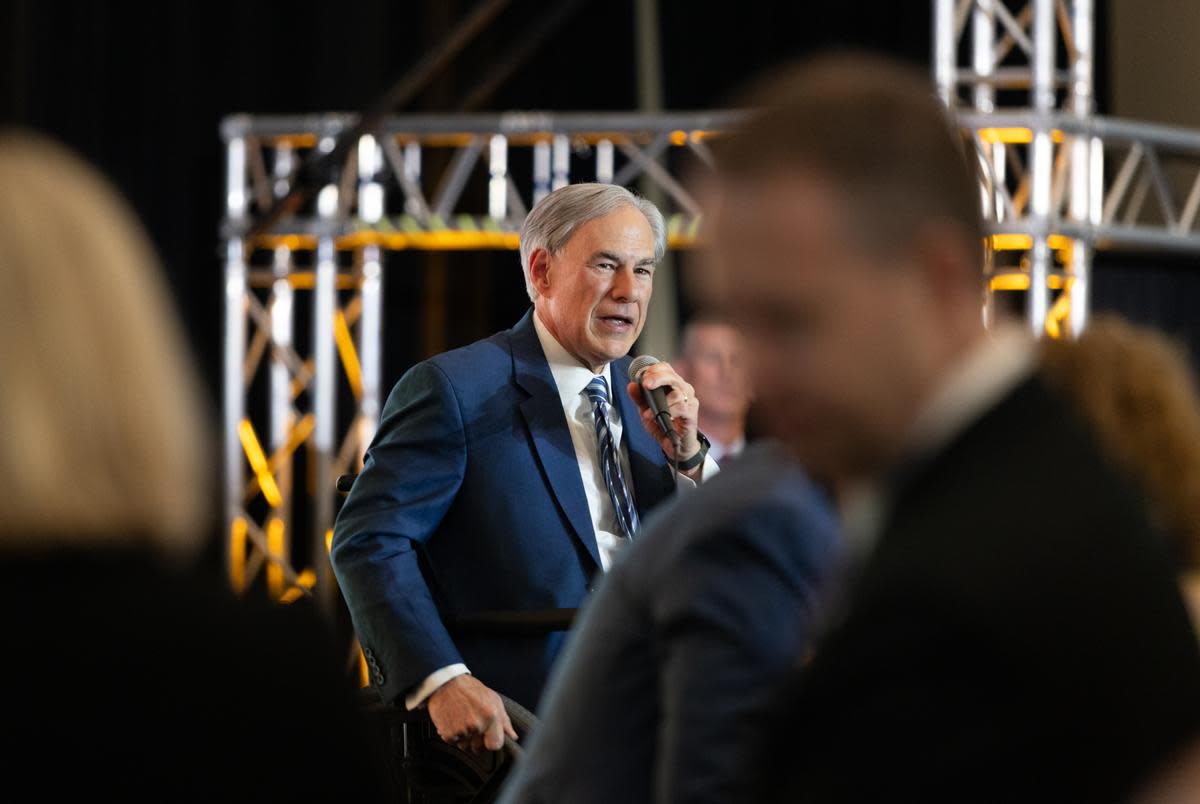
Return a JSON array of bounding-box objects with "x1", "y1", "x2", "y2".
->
[{"x1": 518, "y1": 183, "x2": 668, "y2": 301}]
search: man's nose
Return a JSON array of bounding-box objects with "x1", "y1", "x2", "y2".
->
[{"x1": 610, "y1": 267, "x2": 639, "y2": 301}]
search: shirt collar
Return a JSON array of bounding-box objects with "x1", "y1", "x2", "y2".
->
[
  {"x1": 904, "y1": 321, "x2": 1036, "y2": 465},
  {"x1": 532, "y1": 310, "x2": 616, "y2": 407},
  {"x1": 838, "y1": 322, "x2": 1036, "y2": 564}
]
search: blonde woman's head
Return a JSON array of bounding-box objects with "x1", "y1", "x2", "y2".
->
[{"x1": 0, "y1": 131, "x2": 212, "y2": 557}]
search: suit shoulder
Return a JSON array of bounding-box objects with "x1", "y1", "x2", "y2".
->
[
  {"x1": 422, "y1": 329, "x2": 512, "y2": 382},
  {"x1": 630, "y1": 442, "x2": 839, "y2": 570}
]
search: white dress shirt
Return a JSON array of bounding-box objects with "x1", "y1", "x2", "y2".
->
[
  {"x1": 708, "y1": 436, "x2": 745, "y2": 464},
  {"x1": 405, "y1": 314, "x2": 718, "y2": 709}
]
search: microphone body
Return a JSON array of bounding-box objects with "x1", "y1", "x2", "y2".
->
[{"x1": 628, "y1": 355, "x2": 677, "y2": 443}]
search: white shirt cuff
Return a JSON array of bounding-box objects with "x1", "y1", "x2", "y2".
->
[
  {"x1": 675, "y1": 453, "x2": 720, "y2": 489},
  {"x1": 405, "y1": 663, "x2": 470, "y2": 710}
]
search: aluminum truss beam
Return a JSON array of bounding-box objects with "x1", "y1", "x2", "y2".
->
[
  {"x1": 223, "y1": 32, "x2": 1200, "y2": 606},
  {"x1": 936, "y1": 0, "x2": 1100, "y2": 336},
  {"x1": 221, "y1": 112, "x2": 736, "y2": 611}
]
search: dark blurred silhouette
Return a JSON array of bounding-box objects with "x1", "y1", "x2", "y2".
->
[
  {"x1": 1037, "y1": 314, "x2": 1200, "y2": 803},
  {"x1": 495, "y1": 441, "x2": 839, "y2": 804},
  {"x1": 0, "y1": 130, "x2": 387, "y2": 802},
  {"x1": 702, "y1": 54, "x2": 1200, "y2": 802}
]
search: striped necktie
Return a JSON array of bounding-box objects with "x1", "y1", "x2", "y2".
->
[{"x1": 584, "y1": 375, "x2": 640, "y2": 540}]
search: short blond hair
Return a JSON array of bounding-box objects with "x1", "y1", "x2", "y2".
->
[
  {"x1": 0, "y1": 131, "x2": 211, "y2": 556},
  {"x1": 1040, "y1": 314, "x2": 1200, "y2": 570}
]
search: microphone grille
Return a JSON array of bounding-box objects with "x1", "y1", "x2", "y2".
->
[{"x1": 628, "y1": 354, "x2": 660, "y2": 383}]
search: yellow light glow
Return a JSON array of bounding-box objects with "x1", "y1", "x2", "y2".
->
[
  {"x1": 267, "y1": 518, "x2": 285, "y2": 599},
  {"x1": 990, "y1": 274, "x2": 1030, "y2": 291},
  {"x1": 359, "y1": 648, "x2": 370, "y2": 688},
  {"x1": 286, "y1": 272, "x2": 358, "y2": 290},
  {"x1": 669, "y1": 130, "x2": 688, "y2": 146},
  {"x1": 239, "y1": 419, "x2": 283, "y2": 507},
  {"x1": 977, "y1": 127, "x2": 1065, "y2": 144},
  {"x1": 334, "y1": 310, "x2": 363, "y2": 400},
  {"x1": 278, "y1": 569, "x2": 316, "y2": 605},
  {"x1": 1044, "y1": 278, "x2": 1075, "y2": 339},
  {"x1": 253, "y1": 228, "x2": 703, "y2": 253},
  {"x1": 230, "y1": 517, "x2": 247, "y2": 594},
  {"x1": 990, "y1": 234, "x2": 1033, "y2": 251},
  {"x1": 989, "y1": 273, "x2": 1066, "y2": 291}
]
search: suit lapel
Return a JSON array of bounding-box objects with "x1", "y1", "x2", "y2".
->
[
  {"x1": 510, "y1": 310, "x2": 603, "y2": 569},
  {"x1": 611, "y1": 356, "x2": 676, "y2": 520}
]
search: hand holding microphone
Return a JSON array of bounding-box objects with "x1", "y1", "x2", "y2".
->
[{"x1": 627, "y1": 355, "x2": 703, "y2": 469}]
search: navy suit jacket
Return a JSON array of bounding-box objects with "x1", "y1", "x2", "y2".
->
[
  {"x1": 497, "y1": 442, "x2": 841, "y2": 804},
  {"x1": 330, "y1": 309, "x2": 677, "y2": 710}
]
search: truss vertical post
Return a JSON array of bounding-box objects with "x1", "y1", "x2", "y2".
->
[
  {"x1": 312, "y1": 179, "x2": 340, "y2": 617},
  {"x1": 1069, "y1": 0, "x2": 1096, "y2": 335},
  {"x1": 936, "y1": 0, "x2": 1097, "y2": 338},
  {"x1": 357, "y1": 135, "x2": 385, "y2": 465},
  {"x1": 552, "y1": 133, "x2": 570, "y2": 190},
  {"x1": 268, "y1": 245, "x2": 294, "y2": 599},
  {"x1": 1026, "y1": 0, "x2": 1056, "y2": 335},
  {"x1": 223, "y1": 136, "x2": 249, "y2": 593},
  {"x1": 934, "y1": 0, "x2": 956, "y2": 106}
]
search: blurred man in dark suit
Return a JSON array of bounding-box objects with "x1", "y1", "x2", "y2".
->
[
  {"x1": 702, "y1": 53, "x2": 1200, "y2": 802},
  {"x1": 674, "y1": 316, "x2": 754, "y2": 465}
]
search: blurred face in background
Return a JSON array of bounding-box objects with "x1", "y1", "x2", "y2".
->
[
  {"x1": 706, "y1": 171, "x2": 949, "y2": 486},
  {"x1": 677, "y1": 322, "x2": 752, "y2": 424}
]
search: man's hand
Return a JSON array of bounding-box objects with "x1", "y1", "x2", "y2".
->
[
  {"x1": 626, "y1": 360, "x2": 702, "y2": 477},
  {"x1": 426, "y1": 674, "x2": 518, "y2": 753}
]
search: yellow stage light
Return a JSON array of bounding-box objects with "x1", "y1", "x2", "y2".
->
[{"x1": 239, "y1": 419, "x2": 283, "y2": 508}]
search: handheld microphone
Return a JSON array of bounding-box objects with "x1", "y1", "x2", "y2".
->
[{"x1": 628, "y1": 355, "x2": 678, "y2": 444}]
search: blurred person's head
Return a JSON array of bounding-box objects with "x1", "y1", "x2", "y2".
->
[
  {"x1": 1039, "y1": 315, "x2": 1200, "y2": 574},
  {"x1": 674, "y1": 316, "x2": 752, "y2": 447},
  {"x1": 700, "y1": 52, "x2": 986, "y2": 487},
  {"x1": 520, "y1": 183, "x2": 667, "y2": 372},
  {"x1": 0, "y1": 131, "x2": 212, "y2": 559}
]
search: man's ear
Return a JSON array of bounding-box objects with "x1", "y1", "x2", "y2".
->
[
  {"x1": 529, "y1": 248, "x2": 552, "y2": 295},
  {"x1": 911, "y1": 221, "x2": 979, "y2": 307}
]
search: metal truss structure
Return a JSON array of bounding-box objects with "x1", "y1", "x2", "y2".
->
[
  {"x1": 221, "y1": 112, "x2": 737, "y2": 613},
  {"x1": 223, "y1": 1, "x2": 1200, "y2": 613},
  {"x1": 936, "y1": 0, "x2": 1200, "y2": 336}
]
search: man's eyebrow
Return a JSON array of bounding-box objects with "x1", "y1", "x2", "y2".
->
[{"x1": 588, "y1": 250, "x2": 657, "y2": 267}]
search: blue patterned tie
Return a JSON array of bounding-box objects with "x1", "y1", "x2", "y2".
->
[{"x1": 585, "y1": 375, "x2": 640, "y2": 540}]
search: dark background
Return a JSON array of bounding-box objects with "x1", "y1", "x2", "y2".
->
[{"x1": 2, "y1": 0, "x2": 1195, "y2": 422}]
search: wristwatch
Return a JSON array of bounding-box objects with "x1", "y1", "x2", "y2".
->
[{"x1": 677, "y1": 431, "x2": 711, "y2": 472}]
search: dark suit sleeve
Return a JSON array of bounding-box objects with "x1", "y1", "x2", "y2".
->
[
  {"x1": 330, "y1": 361, "x2": 467, "y2": 704},
  {"x1": 650, "y1": 489, "x2": 838, "y2": 803}
]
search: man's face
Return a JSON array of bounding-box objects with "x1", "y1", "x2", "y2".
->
[
  {"x1": 708, "y1": 173, "x2": 939, "y2": 485},
  {"x1": 532, "y1": 205, "x2": 656, "y2": 372},
  {"x1": 679, "y1": 323, "x2": 751, "y2": 422}
]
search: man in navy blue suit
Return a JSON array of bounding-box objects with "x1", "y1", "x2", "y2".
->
[{"x1": 331, "y1": 183, "x2": 718, "y2": 754}]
